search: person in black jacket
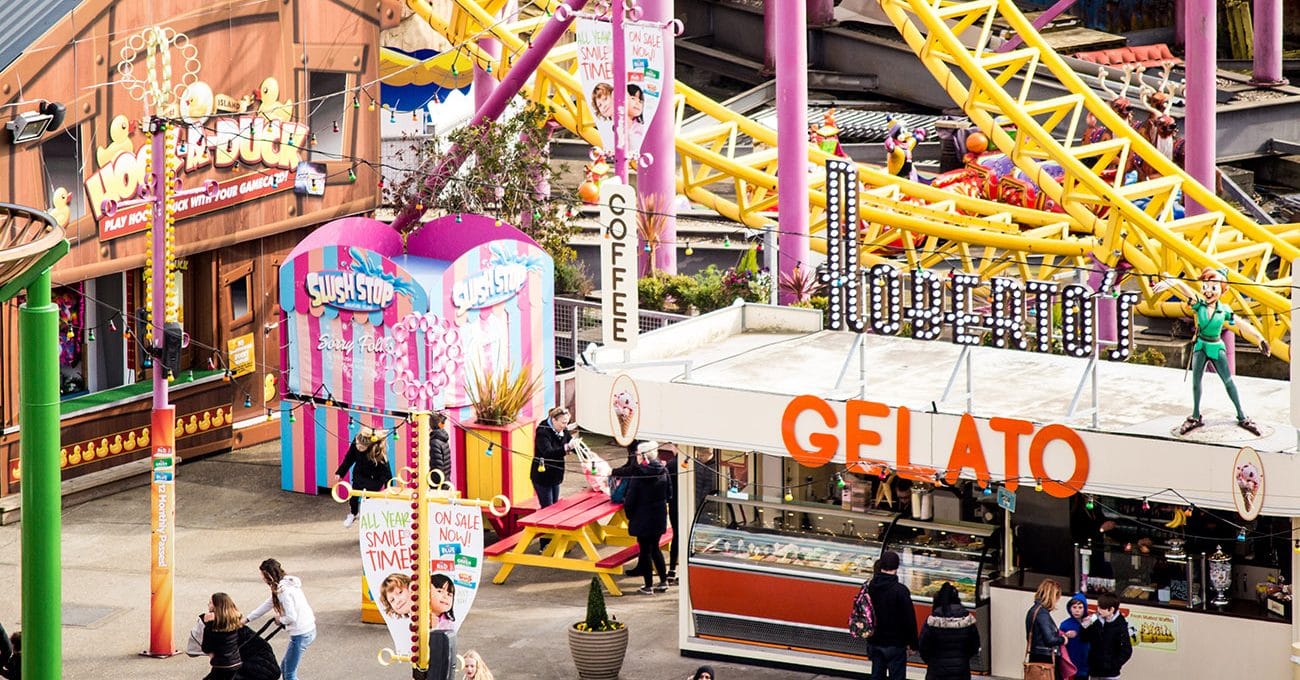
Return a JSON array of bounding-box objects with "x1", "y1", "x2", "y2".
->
[
  {"x1": 0, "y1": 628, "x2": 15, "y2": 680},
  {"x1": 1081, "y1": 593, "x2": 1131, "y2": 679},
  {"x1": 657, "y1": 443, "x2": 680, "y2": 583},
  {"x1": 202, "y1": 593, "x2": 243, "y2": 680},
  {"x1": 866, "y1": 550, "x2": 918, "y2": 680},
  {"x1": 623, "y1": 447, "x2": 670, "y2": 595},
  {"x1": 334, "y1": 426, "x2": 393, "y2": 528},
  {"x1": 429, "y1": 412, "x2": 453, "y2": 488},
  {"x1": 233, "y1": 624, "x2": 281, "y2": 680},
  {"x1": 918, "y1": 582, "x2": 980, "y2": 680},
  {"x1": 1025, "y1": 578, "x2": 1067, "y2": 678},
  {"x1": 531, "y1": 406, "x2": 574, "y2": 508}
]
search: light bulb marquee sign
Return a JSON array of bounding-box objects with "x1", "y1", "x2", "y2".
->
[{"x1": 821, "y1": 159, "x2": 1139, "y2": 361}]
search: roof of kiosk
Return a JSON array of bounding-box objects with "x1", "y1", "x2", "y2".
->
[
  {"x1": 285, "y1": 214, "x2": 542, "y2": 263},
  {"x1": 575, "y1": 303, "x2": 1300, "y2": 514}
]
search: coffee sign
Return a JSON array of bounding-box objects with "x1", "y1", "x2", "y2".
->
[{"x1": 305, "y1": 271, "x2": 397, "y2": 312}]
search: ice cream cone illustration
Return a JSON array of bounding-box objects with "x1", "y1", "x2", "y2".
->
[
  {"x1": 612, "y1": 389, "x2": 637, "y2": 439},
  {"x1": 1236, "y1": 462, "x2": 1260, "y2": 512}
]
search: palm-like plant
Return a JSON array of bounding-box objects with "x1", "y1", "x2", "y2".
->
[
  {"x1": 468, "y1": 361, "x2": 541, "y2": 426},
  {"x1": 636, "y1": 192, "x2": 670, "y2": 274},
  {"x1": 779, "y1": 265, "x2": 824, "y2": 304}
]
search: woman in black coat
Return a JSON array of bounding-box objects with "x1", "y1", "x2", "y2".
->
[
  {"x1": 918, "y1": 582, "x2": 980, "y2": 680},
  {"x1": 623, "y1": 449, "x2": 670, "y2": 594},
  {"x1": 429, "y1": 412, "x2": 453, "y2": 488},
  {"x1": 531, "y1": 407, "x2": 574, "y2": 508},
  {"x1": 334, "y1": 426, "x2": 393, "y2": 527}
]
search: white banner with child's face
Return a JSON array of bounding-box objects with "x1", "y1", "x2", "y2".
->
[
  {"x1": 574, "y1": 17, "x2": 666, "y2": 159},
  {"x1": 358, "y1": 498, "x2": 485, "y2": 655}
]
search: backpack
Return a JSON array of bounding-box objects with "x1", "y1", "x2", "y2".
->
[
  {"x1": 609, "y1": 475, "x2": 630, "y2": 503},
  {"x1": 848, "y1": 581, "x2": 875, "y2": 639}
]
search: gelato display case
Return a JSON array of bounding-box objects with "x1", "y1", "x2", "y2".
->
[{"x1": 686, "y1": 497, "x2": 999, "y2": 671}]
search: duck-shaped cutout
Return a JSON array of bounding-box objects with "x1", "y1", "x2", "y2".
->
[
  {"x1": 96, "y1": 438, "x2": 109, "y2": 459},
  {"x1": 48, "y1": 187, "x2": 71, "y2": 228},
  {"x1": 180, "y1": 81, "x2": 215, "y2": 125},
  {"x1": 199, "y1": 411, "x2": 212, "y2": 431},
  {"x1": 109, "y1": 435, "x2": 123, "y2": 455},
  {"x1": 70, "y1": 444, "x2": 83, "y2": 466},
  {"x1": 263, "y1": 374, "x2": 277, "y2": 404},
  {"x1": 176, "y1": 417, "x2": 184, "y2": 433},
  {"x1": 213, "y1": 408, "x2": 227, "y2": 427},
  {"x1": 185, "y1": 415, "x2": 198, "y2": 435},
  {"x1": 59, "y1": 448, "x2": 68, "y2": 468},
  {"x1": 139, "y1": 428, "x2": 150, "y2": 448},
  {"x1": 124, "y1": 431, "x2": 137, "y2": 452},
  {"x1": 96, "y1": 115, "x2": 134, "y2": 167},
  {"x1": 257, "y1": 77, "x2": 292, "y2": 122}
]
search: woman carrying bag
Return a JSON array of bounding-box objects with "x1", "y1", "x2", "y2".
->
[{"x1": 1024, "y1": 579, "x2": 1067, "y2": 680}]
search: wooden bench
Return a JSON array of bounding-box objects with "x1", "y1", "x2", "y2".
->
[
  {"x1": 484, "y1": 531, "x2": 526, "y2": 557},
  {"x1": 594, "y1": 528, "x2": 673, "y2": 569},
  {"x1": 487, "y1": 496, "x2": 539, "y2": 538}
]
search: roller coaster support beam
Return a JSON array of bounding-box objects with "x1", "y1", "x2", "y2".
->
[
  {"x1": 1251, "y1": 0, "x2": 1287, "y2": 86},
  {"x1": 474, "y1": 1, "x2": 512, "y2": 108},
  {"x1": 776, "y1": 0, "x2": 810, "y2": 303},
  {"x1": 996, "y1": 0, "x2": 1076, "y2": 53},
  {"x1": 808, "y1": 0, "x2": 835, "y2": 27},
  {"x1": 1185, "y1": 0, "x2": 1216, "y2": 217},
  {"x1": 643, "y1": 0, "x2": 678, "y2": 274},
  {"x1": 391, "y1": 0, "x2": 590, "y2": 234},
  {"x1": 1175, "y1": 0, "x2": 1185, "y2": 48}
]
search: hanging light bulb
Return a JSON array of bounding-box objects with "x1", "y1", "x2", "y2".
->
[
  {"x1": 290, "y1": 412, "x2": 297, "y2": 423},
  {"x1": 485, "y1": 445, "x2": 494, "y2": 457},
  {"x1": 66, "y1": 329, "x2": 74, "y2": 340},
  {"x1": 389, "y1": 110, "x2": 396, "y2": 124},
  {"x1": 88, "y1": 329, "x2": 95, "y2": 342},
  {"x1": 1141, "y1": 498, "x2": 1150, "y2": 511},
  {"x1": 109, "y1": 318, "x2": 117, "y2": 332},
  {"x1": 368, "y1": 99, "x2": 376, "y2": 112},
  {"x1": 348, "y1": 168, "x2": 356, "y2": 183},
  {"x1": 143, "y1": 357, "x2": 152, "y2": 368},
  {"x1": 456, "y1": 213, "x2": 463, "y2": 223},
  {"x1": 309, "y1": 133, "x2": 318, "y2": 146},
  {"x1": 332, "y1": 120, "x2": 339, "y2": 133},
  {"x1": 1237, "y1": 528, "x2": 1247, "y2": 542},
  {"x1": 836, "y1": 472, "x2": 846, "y2": 489},
  {"x1": 1085, "y1": 496, "x2": 1095, "y2": 510},
  {"x1": 244, "y1": 394, "x2": 253, "y2": 408},
  {"x1": 1034, "y1": 478, "x2": 1043, "y2": 492},
  {"x1": 643, "y1": 243, "x2": 651, "y2": 253},
  {"x1": 1293, "y1": 539, "x2": 1300, "y2": 554},
  {"x1": 783, "y1": 488, "x2": 793, "y2": 502},
  {"x1": 353, "y1": 96, "x2": 360, "y2": 110},
  {"x1": 982, "y1": 484, "x2": 993, "y2": 496},
  {"x1": 684, "y1": 242, "x2": 694, "y2": 256},
  {"x1": 723, "y1": 235, "x2": 731, "y2": 248}
]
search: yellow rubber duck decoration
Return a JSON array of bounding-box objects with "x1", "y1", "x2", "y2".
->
[
  {"x1": 124, "y1": 431, "x2": 138, "y2": 452},
  {"x1": 109, "y1": 435, "x2": 123, "y2": 455},
  {"x1": 59, "y1": 448, "x2": 68, "y2": 469},
  {"x1": 97, "y1": 438, "x2": 109, "y2": 459},
  {"x1": 70, "y1": 444, "x2": 83, "y2": 466},
  {"x1": 199, "y1": 411, "x2": 212, "y2": 431},
  {"x1": 263, "y1": 374, "x2": 277, "y2": 405},
  {"x1": 139, "y1": 428, "x2": 150, "y2": 448},
  {"x1": 48, "y1": 187, "x2": 71, "y2": 228},
  {"x1": 185, "y1": 415, "x2": 199, "y2": 435},
  {"x1": 96, "y1": 115, "x2": 134, "y2": 167},
  {"x1": 213, "y1": 408, "x2": 227, "y2": 427},
  {"x1": 257, "y1": 77, "x2": 293, "y2": 122}
]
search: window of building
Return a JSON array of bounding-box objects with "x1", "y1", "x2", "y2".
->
[
  {"x1": 223, "y1": 261, "x2": 254, "y2": 328},
  {"x1": 41, "y1": 125, "x2": 86, "y2": 222},
  {"x1": 308, "y1": 71, "x2": 347, "y2": 161}
]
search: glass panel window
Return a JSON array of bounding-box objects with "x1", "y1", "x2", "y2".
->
[
  {"x1": 308, "y1": 71, "x2": 347, "y2": 161},
  {"x1": 42, "y1": 125, "x2": 86, "y2": 222}
]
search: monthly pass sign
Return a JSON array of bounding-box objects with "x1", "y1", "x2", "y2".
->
[{"x1": 780, "y1": 395, "x2": 1089, "y2": 497}]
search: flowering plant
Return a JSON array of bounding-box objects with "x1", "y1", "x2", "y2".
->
[{"x1": 573, "y1": 576, "x2": 624, "y2": 632}]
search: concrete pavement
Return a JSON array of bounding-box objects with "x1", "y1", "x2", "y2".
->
[{"x1": 0, "y1": 442, "x2": 843, "y2": 680}]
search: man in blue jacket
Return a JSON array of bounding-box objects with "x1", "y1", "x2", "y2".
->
[{"x1": 867, "y1": 550, "x2": 918, "y2": 680}]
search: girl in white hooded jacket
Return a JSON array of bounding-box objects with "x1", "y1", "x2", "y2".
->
[{"x1": 245, "y1": 558, "x2": 316, "y2": 680}]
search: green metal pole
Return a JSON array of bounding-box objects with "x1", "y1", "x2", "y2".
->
[{"x1": 20, "y1": 268, "x2": 60, "y2": 680}]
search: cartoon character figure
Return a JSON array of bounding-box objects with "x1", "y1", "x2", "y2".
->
[
  {"x1": 1236, "y1": 462, "x2": 1260, "y2": 509},
  {"x1": 809, "y1": 109, "x2": 849, "y2": 158},
  {"x1": 1084, "y1": 65, "x2": 1139, "y2": 146},
  {"x1": 1154, "y1": 268, "x2": 1270, "y2": 435},
  {"x1": 884, "y1": 118, "x2": 926, "y2": 182}
]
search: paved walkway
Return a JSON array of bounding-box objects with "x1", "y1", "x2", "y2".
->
[{"x1": 0, "y1": 442, "x2": 845, "y2": 679}]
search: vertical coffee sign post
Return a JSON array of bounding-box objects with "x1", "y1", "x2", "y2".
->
[
  {"x1": 600, "y1": 180, "x2": 639, "y2": 350},
  {"x1": 110, "y1": 26, "x2": 218, "y2": 658}
]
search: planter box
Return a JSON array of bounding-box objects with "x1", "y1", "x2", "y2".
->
[{"x1": 567, "y1": 625, "x2": 628, "y2": 680}]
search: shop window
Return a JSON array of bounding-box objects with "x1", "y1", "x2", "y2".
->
[
  {"x1": 41, "y1": 125, "x2": 86, "y2": 222},
  {"x1": 54, "y1": 283, "x2": 87, "y2": 396},
  {"x1": 307, "y1": 71, "x2": 347, "y2": 161},
  {"x1": 86, "y1": 273, "x2": 128, "y2": 393},
  {"x1": 223, "y1": 261, "x2": 254, "y2": 328},
  {"x1": 230, "y1": 277, "x2": 249, "y2": 321}
]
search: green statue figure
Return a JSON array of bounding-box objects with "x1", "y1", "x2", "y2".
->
[{"x1": 1155, "y1": 267, "x2": 1269, "y2": 436}]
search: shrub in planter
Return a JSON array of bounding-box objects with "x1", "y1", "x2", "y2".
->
[{"x1": 568, "y1": 577, "x2": 628, "y2": 680}]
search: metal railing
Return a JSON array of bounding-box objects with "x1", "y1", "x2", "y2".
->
[{"x1": 554, "y1": 297, "x2": 689, "y2": 361}]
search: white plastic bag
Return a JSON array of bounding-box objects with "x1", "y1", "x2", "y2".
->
[{"x1": 573, "y1": 438, "x2": 612, "y2": 494}]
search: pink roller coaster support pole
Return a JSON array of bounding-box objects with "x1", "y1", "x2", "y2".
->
[
  {"x1": 1174, "y1": 0, "x2": 1186, "y2": 48},
  {"x1": 390, "y1": 0, "x2": 590, "y2": 233},
  {"x1": 1184, "y1": 0, "x2": 1215, "y2": 217},
  {"x1": 474, "y1": 38, "x2": 500, "y2": 109},
  {"x1": 1251, "y1": 0, "x2": 1286, "y2": 85},
  {"x1": 776, "y1": 0, "x2": 809, "y2": 304},
  {"x1": 643, "y1": 0, "x2": 677, "y2": 275}
]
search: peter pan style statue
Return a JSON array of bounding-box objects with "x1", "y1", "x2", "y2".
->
[{"x1": 1154, "y1": 267, "x2": 1269, "y2": 436}]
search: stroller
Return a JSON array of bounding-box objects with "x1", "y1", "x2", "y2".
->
[{"x1": 187, "y1": 616, "x2": 284, "y2": 680}]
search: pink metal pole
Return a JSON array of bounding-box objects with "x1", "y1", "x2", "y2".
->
[
  {"x1": 613, "y1": 2, "x2": 628, "y2": 183},
  {"x1": 150, "y1": 130, "x2": 168, "y2": 410},
  {"x1": 643, "y1": 0, "x2": 677, "y2": 275},
  {"x1": 1184, "y1": 0, "x2": 1215, "y2": 217},
  {"x1": 390, "y1": 0, "x2": 590, "y2": 233},
  {"x1": 1174, "y1": 0, "x2": 1186, "y2": 48},
  {"x1": 807, "y1": 0, "x2": 834, "y2": 27},
  {"x1": 776, "y1": 0, "x2": 809, "y2": 304},
  {"x1": 1251, "y1": 0, "x2": 1286, "y2": 85},
  {"x1": 997, "y1": 0, "x2": 1077, "y2": 52},
  {"x1": 474, "y1": 39, "x2": 500, "y2": 109},
  {"x1": 763, "y1": 0, "x2": 777, "y2": 74}
]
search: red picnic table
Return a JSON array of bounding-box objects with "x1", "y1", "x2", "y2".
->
[{"x1": 484, "y1": 490, "x2": 672, "y2": 596}]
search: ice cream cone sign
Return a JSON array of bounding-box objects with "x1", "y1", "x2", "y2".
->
[
  {"x1": 1233, "y1": 446, "x2": 1264, "y2": 521},
  {"x1": 609, "y1": 374, "x2": 641, "y2": 447}
]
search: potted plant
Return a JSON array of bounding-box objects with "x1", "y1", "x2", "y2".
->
[
  {"x1": 467, "y1": 361, "x2": 541, "y2": 426},
  {"x1": 568, "y1": 576, "x2": 628, "y2": 680}
]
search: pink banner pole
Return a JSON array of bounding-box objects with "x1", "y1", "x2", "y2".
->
[
  {"x1": 807, "y1": 0, "x2": 834, "y2": 27},
  {"x1": 613, "y1": 1, "x2": 629, "y2": 183},
  {"x1": 763, "y1": 0, "x2": 777, "y2": 74},
  {"x1": 1185, "y1": 0, "x2": 1216, "y2": 217},
  {"x1": 1174, "y1": 0, "x2": 1186, "y2": 48},
  {"x1": 391, "y1": 0, "x2": 591, "y2": 233},
  {"x1": 642, "y1": 0, "x2": 677, "y2": 275},
  {"x1": 1251, "y1": 0, "x2": 1286, "y2": 85},
  {"x1": 776, "y1": 0, "x2": 810, "y2": 303}
]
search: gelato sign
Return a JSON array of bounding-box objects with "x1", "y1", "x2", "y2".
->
[
  {"x1": 452, "y1": 264, "x2": 527, "y2": 312},
  {"x1": 305, "y1": 271, "x2": 398, "y2": 312}
]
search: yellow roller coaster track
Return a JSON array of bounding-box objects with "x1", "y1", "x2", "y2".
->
[
  {"x1": 412, "y1": 0, "x2": 1098, "y2": 288},
  {"x1": 879, "y1": 0, "x2": 1297, "y2": 360},
  {"x1": 413, "y1": 0, "x2": 1295, "y2": 360}
]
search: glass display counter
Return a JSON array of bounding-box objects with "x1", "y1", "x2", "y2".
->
[{"x1": 885, "y1": 518, "x2": 999, "y2": 607}]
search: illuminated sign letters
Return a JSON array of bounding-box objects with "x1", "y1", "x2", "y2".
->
[{"x1": 823, "y1": 160, "x2": 1139, "y2": 361}]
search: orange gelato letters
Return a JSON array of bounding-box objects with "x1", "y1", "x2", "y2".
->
[
  {"x1": 944, "y1": 413, "x2": 990, "y2": 487},
  {"x1": 844, "y1": 399, "x2": 889, "y2": 469},
  {"x1": 1029, "y1": 424, "x2": 1089, "y2": 498},
  {"x1": 782, "y1": 394, "x2": 839, "y2": 467},
  {"x1": 989, "y1": 417, "x2": 1034, "y2": 492}
]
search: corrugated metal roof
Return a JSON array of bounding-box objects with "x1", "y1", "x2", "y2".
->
[
  {"x1": 753, "y1": 106, "x2": 940, "y2": 144},
  {"x1": 0, "y1": 0, "x2": 82, "y2": 74}
]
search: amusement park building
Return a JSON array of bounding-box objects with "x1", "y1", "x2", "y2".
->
[{"x1": 0, "y1": 0, "x2": 391, "y2": 501}]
